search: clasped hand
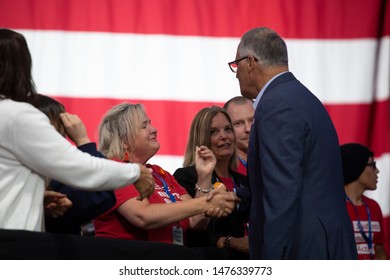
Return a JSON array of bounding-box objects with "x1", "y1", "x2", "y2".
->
[
  {"x1": 203, "y1": 189, "x2": 240, "y2": 218},
  {"x1": 44, "y1": 190, "x2": 73, "y2": 218}
]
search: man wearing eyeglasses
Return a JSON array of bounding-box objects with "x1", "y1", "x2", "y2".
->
[{"x1": 229, "y1": 27, "x2": 357, "y2": 260}]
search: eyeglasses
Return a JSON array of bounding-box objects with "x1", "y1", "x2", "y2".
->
[
  {"x1": 228, "y1": 56, "x2": 259, "y2": 73},
  {"x1": 228, "y1": 56, "x2": 249, "y2": 73},
  {"x1": 366, "y1": 161, "x2": 376, "y2": 169}
]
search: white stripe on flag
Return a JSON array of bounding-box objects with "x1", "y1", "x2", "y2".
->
[{"x1": 21, "y1": 30, "x2": 387, "y2": 104}]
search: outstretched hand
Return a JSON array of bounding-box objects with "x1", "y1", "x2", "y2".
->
[
  {"x1": 203, "y1": 189, "x2": 239, "y2": 218},
  {"x1": 134, "y1": 164, "x2": 155, "y2": 200}
]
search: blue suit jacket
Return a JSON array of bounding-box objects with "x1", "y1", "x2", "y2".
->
[{"x1": 247, "y1": 72, "x2": 357, "y2": 259}]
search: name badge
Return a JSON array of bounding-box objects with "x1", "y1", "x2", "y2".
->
[{"x1": 172, "y1": 225, "x2": 184, "y2": 245}]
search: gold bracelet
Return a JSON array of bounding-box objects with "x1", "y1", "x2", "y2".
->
[{"x1": 194, "y1": 183, "x2": 213, "y2": 193}]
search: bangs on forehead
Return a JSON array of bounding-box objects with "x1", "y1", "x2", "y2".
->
[{"x1": 135, "y1": 107, "x2": 147, "y2": 124}]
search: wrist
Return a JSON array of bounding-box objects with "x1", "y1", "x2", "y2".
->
[
  {"x1": 75, "y1": 137, "x2": 91, "y2": 146},
  {"x1": 223, "y1": 236, "x2": 233, "y2": 248},
  {"x1": 195, "y1": 183, "x2": 213, "y2": 193}
]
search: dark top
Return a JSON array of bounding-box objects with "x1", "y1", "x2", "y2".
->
[
  {"x1": 248, "y1": 72, "x2": 357, "y2": 259},
  {"x1": 45, "y1": 143, "x2": 115, "y2": 235}
]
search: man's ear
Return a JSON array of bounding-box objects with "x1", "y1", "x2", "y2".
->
[{"x1": 247, "y1": 56, "x2": 257, "y2": 71}]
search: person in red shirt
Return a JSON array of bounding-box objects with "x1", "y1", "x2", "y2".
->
[
  {"x1": 94, "y1": 103, "x2": 237, "y2": 245},
  {"x1": 340, "y1": 143, "x2": 388, "y2": 260}
]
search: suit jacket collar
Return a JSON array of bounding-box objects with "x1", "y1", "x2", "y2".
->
[
  {"x1": 254, "y1": 71, "x2": 295, "y2": 109},
  {"x1": 263, "y1": 71, "x2": 296, "y2": 95}
]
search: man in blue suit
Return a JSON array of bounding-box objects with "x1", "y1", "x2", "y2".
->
[{"x1": 228, "y1": 27, "x2": 357, "y2": 259}]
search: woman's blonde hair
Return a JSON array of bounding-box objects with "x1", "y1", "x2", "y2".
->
[
  {"x1": 98, "y1": 103, "x2": 146, "y2": 159},
  {"x1": 183, "y1": 106, "x2": 237, "y2": 169}
]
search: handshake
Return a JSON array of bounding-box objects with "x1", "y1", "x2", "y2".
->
[{"x1": 202, "y1": 183, "x2": 240, "y2": 219}]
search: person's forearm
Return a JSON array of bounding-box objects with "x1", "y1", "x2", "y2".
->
[{"x1": 128, "y1": 197, "x2": 207, "y2": 230}]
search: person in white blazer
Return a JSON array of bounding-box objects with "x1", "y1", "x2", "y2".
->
[{"x1": 0, "y1": 28, "x2": 155, "y2": 232}]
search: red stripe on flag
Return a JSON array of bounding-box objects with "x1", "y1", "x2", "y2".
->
[
  {"x1": 54, "y1": 96, "x2": 390, "y2": 157},
  {"x1": 0, "y1": 0, "x2": 388, "y2": 38},
  {"x1": 327, "y1": 100, "x2": 390, "y2": 157}
]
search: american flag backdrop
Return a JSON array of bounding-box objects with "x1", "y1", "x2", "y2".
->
[{"x1": 1, "y1": 0, "x2": 389, "y2": 256}]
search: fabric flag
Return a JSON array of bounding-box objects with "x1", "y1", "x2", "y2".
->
[{"x1": 1, "y1": 0, "x2": 389, "y2": 256}]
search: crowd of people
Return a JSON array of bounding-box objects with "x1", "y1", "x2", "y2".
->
[{"x1": 0, "y1": 27, "x2": 387, "y2": 260}]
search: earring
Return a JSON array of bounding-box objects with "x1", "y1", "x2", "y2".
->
[{"x1": 123, "y1": 151, "x2": 129, "y2": 162}]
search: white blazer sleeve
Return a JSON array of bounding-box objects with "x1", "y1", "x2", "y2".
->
[{"x1": 8, "y1": 104, "x2": 140, "y2": 191}]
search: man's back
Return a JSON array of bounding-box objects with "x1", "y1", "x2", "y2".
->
[{"x1": 248, "y1": 72, "x2": 357, "y2": 259}]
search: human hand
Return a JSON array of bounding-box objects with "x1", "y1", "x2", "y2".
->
[
  {"x1": 203, "y1": 190, "x2": 238, "y2": 218},
  {"x1": 195, "y1": 146, "x2": 216, "y2": 178},
  {"x1": 231, "y1": 236, "x2": 249, "y2": 253},
  {"x1": 60, "y1": 112, "x2": 91, "y2": 146},
  {"x1": 134, "y1": 164, "x2": 155, "y2": 200},
  {"x1": 44, "y1": 190, "x2": 73, "y2": 218},
  {"x1": 216, "y1": 236, "x2": 249, "y2": 252}
]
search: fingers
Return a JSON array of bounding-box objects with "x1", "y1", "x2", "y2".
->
[
  {"x1": 205, "y1": 190, "x2": 216, "y2": 201},
  {"x1": 198, "y1": 146, "x2": 215, "y2": 159},
  {"x1": 44, "y1": 190, "x2": 67, "y2": 199},
  {"x1": 134, "y1": 165, "x2": 155, "y2": 200},
  {"x1": 60, "y1": 112, "x2": 81, "y2": 128},
  {"x1": 44, "y1": 196, "x2": 73, "y2": 218},
  {"x1": 205, "y1": 191, "x2": 237, "y2": 218},
  {"x1": 204, "y1": 207, "x2": 223, "y2": 218},
  {"x1": 59, "y1": 112, "x2": 90, "y2": 145},
  {"x1": 195, "y1": 146, "x2": 215, "y2": 160}
]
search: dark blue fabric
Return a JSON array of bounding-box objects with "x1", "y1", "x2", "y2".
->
[
  {"x1": 45, "y1": 143, "x2": 115, "y2": 234},
  {"x1": 247, "y1": 72, "x2": 357, "y2": 259}
]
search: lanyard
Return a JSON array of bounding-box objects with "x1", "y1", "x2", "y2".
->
[
  {"x1": 346, "y1": 196, "x2": 373, "y2": 259},
  {"x1": 153, "y1": 172, "x2": 176, "y2": 203},
  {"x1": 238, "y1": 156, "x2": 247, "y2": 168}
]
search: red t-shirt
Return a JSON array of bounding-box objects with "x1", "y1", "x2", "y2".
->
[
  {"x1": 94, "y1": 163, "x2": 190, "y2": 244},
  {"x1": 218, "y1": 176, "x2": 235, "y2": 192},
  {"x1": 346, "y1": 195, "x2": 385, "y2": 260}
]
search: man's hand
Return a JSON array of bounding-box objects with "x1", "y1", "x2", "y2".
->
[{"x1": 203, "y1": 190, "x2": 239, "y2": 218}]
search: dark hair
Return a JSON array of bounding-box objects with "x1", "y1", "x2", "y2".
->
[
  {"x1": 340, "y1": 143, "x2": 374, "y2": 185},
  {"x1": 0, "y1": 29, "x2": 36, "y2": 103},
  {"x1": 33, "y1": 94, "x2": 66, "y2": 136}
]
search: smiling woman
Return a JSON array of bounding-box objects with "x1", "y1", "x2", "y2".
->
[
  {"x1": 93, "y1": 102, "x2": 238, "y2": 246},
  {"x1": 173, "y1": 106, "x2": 251, "y2": 259}
]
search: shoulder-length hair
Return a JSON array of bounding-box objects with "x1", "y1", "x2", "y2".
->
[
  {"x1": 183, "y1": 106, "x2": 237, "y2": 169},
  {"x1": 33, "y1": 93, "x2": 66, "y2": 136},
  {"x1": 98, "y1": 103, "x2": 146, "y2": 159},
  {"x1": 0, "y1": 29, "x2": 36, "y2": 103}
]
